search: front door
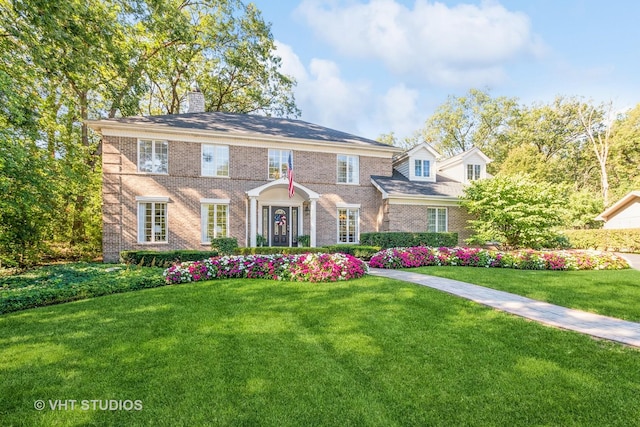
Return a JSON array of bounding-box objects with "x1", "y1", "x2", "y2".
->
[{"x1": 271, "y1": 207, "x2": 289, "y2": 246}]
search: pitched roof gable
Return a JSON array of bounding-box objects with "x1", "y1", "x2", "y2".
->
[
  {"x1": 595, "y1": 191, "x2": 640, "y2": 221},
  {"x1": 438, "y1": 146, "x2": 492, "y2": 169}
]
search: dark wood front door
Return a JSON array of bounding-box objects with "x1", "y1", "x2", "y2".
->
[{"x1": 271, "y1": 207, "x2": 289, "y2": 246}]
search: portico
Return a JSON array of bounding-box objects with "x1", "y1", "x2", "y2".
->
[{"x1": 246, "y1": 178, "x2": 321, "y2": 247}]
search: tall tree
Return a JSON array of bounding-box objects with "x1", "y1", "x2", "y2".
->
[
  {"x1": 609, "y1": 103, "x2": 640, "y2": 199},
  {"x1": 577, "y1": 100, "x2": 615, "y2": 206},
  {"x1": 0, "y1": 0, "x2": 299, "y2": 260},
  {"x1": 419, "y1": 88, "x2": 518, "y2": 161}
]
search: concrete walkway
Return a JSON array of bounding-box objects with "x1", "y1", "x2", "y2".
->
[
  {"x1": 369, "y1": 268, "x2": 640, "y2": 348},
  {"x1": 618, "y1": 252, "x2": 640, "y2": 270}
]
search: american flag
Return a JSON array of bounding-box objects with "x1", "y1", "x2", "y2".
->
[{"x1": 287, "y1": 151, "x2": 294, "y2": 198}]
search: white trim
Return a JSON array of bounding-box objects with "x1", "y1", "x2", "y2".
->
[
  {"x1": 135, "y1": 196, "x2": 170, "y2": 202},
  {"x1": 200, "y1": 143, "x2": 229, "y2": 177},
  {"x1": 246, "y1": 177, "x2": 321, "y2": 199},
  {"x1": 200, "y1": 202, "x2": 230, "y2": 244},
  {"x1": 427, "y1": 207, "x2": 448, "y2": 232},
  {"x1": 200, "y1": 198, "x2": 230, "y2": 204},
  {"x1": 88, "y1": 122, "x2": 400, "y2": 158},
  {"x1": 137, "y1": 200, "x2": 169, "y2": 244},
  {"x1": 137, "y1": 139, "x2": 169, "y2": 174},
  {"x1": 336, "y1": 206, "x2": 360, "y2": 244},
  {"x1": 337, "y1": 154, "x2": 359, "y2": 185}
]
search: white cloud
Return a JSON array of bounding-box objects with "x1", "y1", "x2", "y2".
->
[
  {"x1": 274, "y1": 41, "x2": 372, "y2": 134},
  {"x1": 370, "y1": 84, "x2": 422, "y2": 138},
  {"x1": 295, "y1": 0, "x2": 545, "y2": 86}
]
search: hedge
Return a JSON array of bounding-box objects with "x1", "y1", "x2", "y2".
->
[
  {"x1": 322, "y1": 245, "x2": 380, "y2": 260},
  {"x1": 235, "y1": 247, "x2": 326, "y2": 256},
  {"x1": 120, "y1": 250, "x2": 220, "y2": 267},
  {"x1": 359, "y1": 232, "x2": 458, "y2": 249},
  {"x1": 562, "y1": 229, "x2": 640, "y2": 252}
]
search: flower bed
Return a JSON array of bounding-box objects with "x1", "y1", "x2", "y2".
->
[
  {"x1": 163, "y1": 253, "x2": 369, "y2": 284},
  {"x1": 369, "y1": 246, "x2": 629, "y2": 271}
]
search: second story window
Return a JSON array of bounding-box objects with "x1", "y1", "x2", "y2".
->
[
  {"x1": 337, "y1": 154, "x2": 359, "y2": 184},
  {"x1": 467, "y1": 164, "x2": 481, "y2": 181},
  {"x1": 415, "y1": 159, "x2": 431, "y2": 177},
  {"x1": 202, "y1": 144, "x2": 229, "y2": 177},
  {"x1": 138, "y1": 140, "x2": 168, "y2": 174},
  {"x1": 269, "y1": 149, "x2": 290, "y2": 179}
]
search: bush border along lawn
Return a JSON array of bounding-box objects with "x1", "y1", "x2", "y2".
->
[{"x1": 0, "y1": 263, "x2": 164, "y2": 314}]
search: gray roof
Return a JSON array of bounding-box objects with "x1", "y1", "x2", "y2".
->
[
  {"x1": 94, "y1": 111, "x2": 393, "y2": 148},
  {"x1": 371, "y1": 171, "x2": 466, "y2": 199}
]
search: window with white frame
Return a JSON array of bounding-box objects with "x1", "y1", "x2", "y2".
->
[
  {"x1": 414, "y1": 159, "x2": 431, "y2": 177},
  {"x1": 201, "y1": 144, "x2": 229, "y2": 177},
  {"x1": 268, "y1": 149, "x2": 290, "y2": 179},
  {"x1": 337, "y1": 154, "x2": 359, "y2": 184},
  {"x1": 467, "y1": 164, "x2": 481, "y2": 181},
  {"x1": 427, "y1": 207, "x2": 447, "y2": 232},
  {"x1": 137, "y1": 199, "x2": 168, "y2": 243},
  {"x1": 138, "y1": 140, "x2": 168, "y2": 173},
  {"x1": 337, "y1": 207, "x2": 359, "y2": 243},
  {"x1": 201, "y1": 200, "x2": 229, "y2": 243}
]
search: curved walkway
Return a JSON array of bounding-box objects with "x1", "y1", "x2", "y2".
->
[{"x1": 369, "y1": 268, "x2": 640, "y2": 348}]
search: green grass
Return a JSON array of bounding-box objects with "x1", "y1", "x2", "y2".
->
[
  {"x1": 411, "y1": 266, "x2": 640, "y2": 322},
  {"x1": 2, "y1": 276, "x2": 640, "y2": 426}
]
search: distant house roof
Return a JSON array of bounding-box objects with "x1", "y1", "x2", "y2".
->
[
  {"x1": 595, "y1": 190, "x2": 640, "y2": 221},
  {"x1": 371, "y1": 171, "x2": 466, "y2": 200},
  {"x1": 87, "y1": 111, "x2": 396, "y2": 150}
]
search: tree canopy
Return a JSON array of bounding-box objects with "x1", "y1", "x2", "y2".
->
[{"x1": 0, "y1": 0, "x2": 298, "y2": 266}]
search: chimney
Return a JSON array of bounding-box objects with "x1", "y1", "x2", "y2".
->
[{"x1": 187, "y1": 86, "x2": 205, "y2": 113}]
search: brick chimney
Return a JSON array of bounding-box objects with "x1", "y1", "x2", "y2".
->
[{"x1": 187, "y1": 86, "x2": 205, "y2": 113}]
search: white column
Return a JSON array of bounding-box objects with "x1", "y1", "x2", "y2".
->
[
  {"x1": 249, "y1": 197, "x2": 257, "y2": 247},
  {"x1": 310, "y1": 198, "x2": 317, "y2": 247}
]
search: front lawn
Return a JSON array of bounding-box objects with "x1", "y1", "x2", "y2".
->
[
  {"x1": 413, "y1": 267, "x2": 640, "y2": 322},
  {"x1": 2, "y1": 276, "x2": 640, "y2": 426}
]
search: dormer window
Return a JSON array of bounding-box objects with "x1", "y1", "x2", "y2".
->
[
  {"x1": 467, "y1": 164, "x2": 481, "y2": 181},
  {"x1": 415, "y1": 159, "x2": 431, "y2": 178}
]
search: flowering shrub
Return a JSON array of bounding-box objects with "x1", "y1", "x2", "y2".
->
[
  {"x1": 369, "y1": 246, "x2": 629, "y2": 271},
  {"x1": 163, "y1": 253, "x2": 368, "y2": 284}
]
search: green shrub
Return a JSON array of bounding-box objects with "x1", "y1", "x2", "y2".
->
[
  {"x1": 211, "y1": 237, "x2": 238, "y2": 255},
  {"x1": 562, "y1": 229, "x2": 640, "y2": 252},
  {"x1": 297, "y1": 235, "x2": 310, "y2": 247},
  {"x1": 0, "y1": 263, "x2": 164, "y2": 314},
  {"x1": 235, "y1": 247, "x2": 327, "y2": 256},
  {"x1": 322, "y1": 245, "x2": 381, "y2": 260},
  {"x1": 360, "y1": 232, "x2": 458, "y2": 249},
  {"x1": 120, "y1": 250, "x2": 220, "y2": 267}
]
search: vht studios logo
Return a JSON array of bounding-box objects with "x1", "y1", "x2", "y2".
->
[{"x1": 34, "y1": 399, "x2": 143, "y2": 411}]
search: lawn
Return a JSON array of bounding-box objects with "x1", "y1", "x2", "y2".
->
[
  {"x1": 2, "y1": 274, "x2": 640, "y2": 426},
  {"x1": 411, "y1": 266, "x2": 640, "y2": 322}
]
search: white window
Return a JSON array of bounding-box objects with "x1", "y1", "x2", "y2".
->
[
  {"x1": 201, "y1": 200, "x2": 229, "y2": 243},
  {"x1": 337, "y1": 154, "x2": 359, "y2": 184},
  {"x1": 338, "y1": 207, "x2": 359, "y2": 243},
  {"x1": 467, "y1": 164, "x2": 481, "y2": 181},
  {"x1": 414, "y1": 159, "x2": 431, "y2": 177},
  {"x1": 202, "y1": 145, "x2": 229, "y2": 177},
  {"x1": 268, "y1": 149, "x2": 290, "y2": 179},
  {"x1": 137, "y1": 199, "x2": 168, "y2": 243},
  {"x1": 138, "y1": 140, "x2": 168, "y2": 174},
  {"x1": 427, "y1": 208, "x2": 447, "y2": 233}
]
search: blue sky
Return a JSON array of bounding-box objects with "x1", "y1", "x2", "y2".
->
[{"x1": 250, "y1": 0, "x2": 640, "y2": 141}]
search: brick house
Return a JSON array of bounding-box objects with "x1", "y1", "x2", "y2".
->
[{"x1": 88, "y1": 92, "x2": 491, "y2": 262}]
